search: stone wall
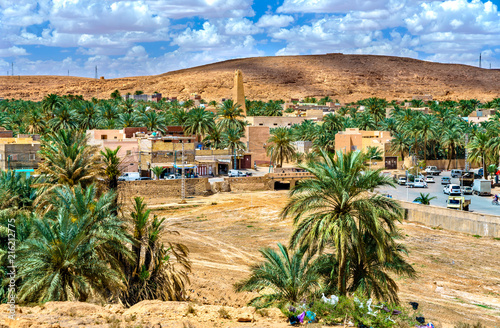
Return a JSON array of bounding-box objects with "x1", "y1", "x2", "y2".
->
[
  {"x1": 226, "y1": 176, "x2": 272, "y2": 192},
  {"x1": 400, "y1": 200, "x2": 500, "y2": 238},
  {"x1": 118, "y1": 178, "x2": 212, "y2": 201}
]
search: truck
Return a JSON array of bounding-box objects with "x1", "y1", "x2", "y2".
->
[
  {"x1": 472, "y1": 179, "x2": 492, "y2": 196},
  {"x1": 459, "y1": 172, "x2": 475, "y2": 187},
  {"x1": 424, "y1": 166, "x2": 441, "y2": 176},
  {"x1": 446, "y1": 196, "x2": 471, "y2": 211},
  {"x1": 407, "y1": 178, "x2": 427, "y2": 188},
  {"x1": 117, "y1": 172, "x2": 140, "y2": 181}
]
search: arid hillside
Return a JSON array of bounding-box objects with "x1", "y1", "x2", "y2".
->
[{"x1": 1, "y1": 54, "x2": 500, "y2": 102}]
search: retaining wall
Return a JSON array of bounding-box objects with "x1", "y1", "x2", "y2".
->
[
  {"x1": 226, "y1": 176, "x2": 272, "y2": 192},
  {"x1": 400, "y1": 200, "x2": 500, "y2": 238}
]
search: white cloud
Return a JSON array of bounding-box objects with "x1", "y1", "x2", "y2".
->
[
  {"x1": 256, "y1": 15, "x2": 294, "y2": 28},
  {"x1": 224, "y1": 18, "x2": 261, "y2": 35},
  {"x1": 277, "y1": 0, "x2": 389, "y2": 13},
  {"x1": 0, "y1": 46, "x2": 28, "y2": 57}
]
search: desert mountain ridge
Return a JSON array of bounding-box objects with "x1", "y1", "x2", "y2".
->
[{"x1": 1, "y1": 54, "x2": 500, "y2": 103}]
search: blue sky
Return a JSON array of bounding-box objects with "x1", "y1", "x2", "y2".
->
[{"x1": 1, "y1": 0, "x2": 500, "y2": 78}]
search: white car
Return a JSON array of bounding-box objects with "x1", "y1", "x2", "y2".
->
[
  {"x1": 409, "y1": 178, "x2": 428, "y2": 188},
  {"x1": 425, "y1": 176, "x2": 435, "y2": 183},
  {"x1": 443, "y1": 184, "x2": 461, "y2": 196}
]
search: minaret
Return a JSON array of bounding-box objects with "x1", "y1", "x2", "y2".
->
[{"x1": 233, "y1": 70, "x2": 246, "y2": 115}]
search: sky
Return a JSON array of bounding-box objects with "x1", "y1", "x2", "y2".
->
[{"x1": 1, "y1": 0, "x2": 500, "y2": 78}]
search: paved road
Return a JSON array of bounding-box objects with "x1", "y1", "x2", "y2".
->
[{"x1": 377, "y1": 171, "x2": 500, "y2": 216}]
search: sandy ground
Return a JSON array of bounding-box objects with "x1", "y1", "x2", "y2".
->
[{"x1": 150, "y1": 190, "x2": 500, "y2": 328}]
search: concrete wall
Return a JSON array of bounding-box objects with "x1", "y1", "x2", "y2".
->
[
  {"x1": 400, "y1": 200, "x2": 500, "y2": 238},
  {"x1": 226, "y1": 176, "x2": 272, "y2": 192}
]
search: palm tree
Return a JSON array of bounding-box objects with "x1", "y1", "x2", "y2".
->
[
  {"x1": 77, "y1": 101, "x2": 101, "y2": 130},
  {"x1": 264, "y1": 101, "x2": 283, "y2": 116},
  {"x1": 16, "y1": 184, "x2": 133, "y2": 302},
  {"x1": 266, "y1": 127, "x2": 296, "y2": 168},
  {"x1": 203, "y1": 124, "x2": 224, "y2": 150},
  {"x1": 364, "y1": 97, "x2": 387, "y2": 123},
  {"x1": 49, "y1": 104, "x2": 77, "y2": 130},
  {"x1": 222, "y1": 128, "x2": 245, "y2": 169},
  {"x1": 26, "y1": 109, "x2": 46, "y2": 134},
  {"x1": 412, "y1": 114, "x2": 436, "y2": 162},
  {"x1": 101, "y1": 146, "x2": 123, "y2": 191},
  {"x1": 35, "y1": 129, "x2": 101, "y2": 203},
  {"x1": 235, "y1": 243, "x2": 321, "y2": 307},
  {"x1": 120, "y1": 197, "x2": 190, "y2": 305},
  {"x1": 42, "y1": 94, "x2": 63, "y2": 114},
  {"x1": 413, "y1": 193, "x2": 437, "y2": 205},
  {"x1": 217, "y1": 99, "x2": 246, "y2": 133},
  {"x1": 151, "y1": 166, "x2": 165, "y2": 180},
  {"x1": 441, "y1": 124, "x2": 463, "y2": 170},
  {"x1": 281, "y1": 150, "x2": 402, "y2": 296},
  {"x1": 141, "y1": 110, "x2": 165, "y2": 131},
  {"x1": 184, "y1": 107, "x2": 215, "y2": 137},
  {"x1": 468, "y1": 131, "x2": 490, "y2": 179},
  {"x1": 117, "y1": 112, "x2": 138, "y2": 128},
  {"x1": 356, "y1": 112, "x2": 377, "y2": 130},
  {"x1": 389, "y1": 132, "x2": 410, "y2": 161}
]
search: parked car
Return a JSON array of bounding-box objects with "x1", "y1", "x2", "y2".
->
[
  {"x1": 441, "y1": 177, "x2": 451, "y2": 185},
  {"x1": 461, "y1": 186, "x2": 473, "y2": 195},
  {"x1": 451, "y1": 169, "x2": 464, "y2": 178},
  {"x1": 408, "y1": 178, "x2": 427, "y2": 188},
  {"x1": 228, "y1": 169, "x2": 246, "y2": 177},
  {"x1": 425, "y1": 176, "x2": 435, "y2": 183},
  {"x1": 443, "y1": 184, "x2": 461, "y2": 196},
  {"x1": 118, "y1": 172, "x2": 140, "y2": 181},
  {"x1": 397, "y1": 177, "x2": 407, "y2": 185},
  {"x1": 167, "y1": 174, "x2": 181, "y2": 180},
  {"x1": 139, "y1": 177, "x2": 152, "y2": 181}
]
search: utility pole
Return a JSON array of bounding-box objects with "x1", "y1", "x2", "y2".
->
[
  {"x1": 180, "y1": 141, "x2": 186, "y2": 203},
  {"x1": 464, "y1": 134, "x2": 469, "y2": 172},
  {"x1": 479, "y1": 53, "x2": 482, "y2": 68},
  {"x1": 95, "y1": 66, "x2": 98, "y2": 79}
]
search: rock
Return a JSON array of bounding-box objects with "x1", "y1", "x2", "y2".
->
[
  {"x1": 4, "y1": 318, "x2": 33, "y2": 328},
  {"x1": 237, "y1": 313, "x2": 253, "y2": 322},
  {"x1": 51, "y1": 324, "x2": 61, "y2": 328},
  {"x1": 151, "y1": 323, "x2": 162, "y2": 328}
]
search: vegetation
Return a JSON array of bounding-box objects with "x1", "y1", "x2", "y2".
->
[{"x1": 414, "y1": 193, "x2": 437, "y2": 205}]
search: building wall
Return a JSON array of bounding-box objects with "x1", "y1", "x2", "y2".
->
[
  {"x1": 245, "y1": 126, "x2": 271, "y2": 163},
  {"x1": 246, "y1": 116, "x2": 311, "y2": 128},
  {"x1": 87, "y1": 130, "x2": 140, "y2": 172},
  {"x1": 0, "y1": 143, "x2": 40, "y2": 170}
]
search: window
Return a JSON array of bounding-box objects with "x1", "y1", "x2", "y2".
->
[
  {"x1": 29, "y1": 154, "x2": 36, "y2": 161},
  {"x1": 0, "y1": 154, "x2": 2, "y2": 160},
  {"x1": 259, "y1": 123, "x2": 263, "y2": 126},
  {"x1": 126, "y1": 150, "x2": 132, "y2": 155},
  {"x1": 273, "y1": 123, "x2": 278, "y2": 126},
  {"x1": 101, "y1": 135, "x2": 107, "y2": 140}
]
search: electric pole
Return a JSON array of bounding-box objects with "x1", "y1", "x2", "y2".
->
[
  {"x1": 479, "y1": 53, "x2": 482, "y2": 68},
  {"x1": 181, "y1": 141, "x2": 186, "y2": 203},
  {"x1": 95, "y1": 66, "x2": 98, "y2": 79}
]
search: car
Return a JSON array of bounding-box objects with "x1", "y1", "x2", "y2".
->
[
  {"x1": 451, "y1": 169, "x2": 464, "y2": 178},
  {"x1": 425, "y1": 176, "x2": 435, "y2": 183},
  {"x1": 443, "y1": 184, "x2": 461, "y2": 196},
  {"x1": 425, "y1": 166, "x2": 441, "y2": 176},
  {"x1": 441, "y1": 177, "x2": 451, "y2": 185},
  {"x1": 397, "y1": 177, "x2": 407, "y2": 185},
  {"x1": 409, "y1": 178, "x2": 427, "y2": 188},
  {"x1": 139, "y1": 177, "x2": 152, "y2": 181},
  {"x1": 461, "y1": 186, "x2": 473, "y2": 195},
  {"x1": 228, "y1": 169, "x2": 247, "y2": 177},
  {"x1": 167, "y1": 174, "x2": 181, "y2": 179}
]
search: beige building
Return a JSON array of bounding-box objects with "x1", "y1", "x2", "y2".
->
[
  {"x1": 335, "y1": 128, "x2": 397, "y2": 169},
  {"x1": 467, "y1": 109, "x2": 496, "y2": 124},
  {"x1": 87, "y1": 128, "x2": 147, "y2": 172}
]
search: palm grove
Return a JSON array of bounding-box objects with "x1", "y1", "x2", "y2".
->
[{"x1": 0, "y1": 94, "x2": 499, "y2": 311}]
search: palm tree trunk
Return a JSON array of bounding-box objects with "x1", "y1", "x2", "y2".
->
[
  {"x1": 337, "y1": 248, "x2": 347, "y2": 296},
  {"x1": 483, "y1": 152, "x2": 488, "y2": 179},
  {"x1": 447, "y1": 145, "x2": 452, "y2": 170}
]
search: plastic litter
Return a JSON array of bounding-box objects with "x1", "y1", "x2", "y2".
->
[
  {"x1": 288, "y1": 306, "x2": 296, "y2": 313},
  {"x1": 427, "y1": 323, "x2": 435, "y2": 328},
  {"x1": 288, "y1": 316, "x2": 299, "y2": 325},
  {"x1": 297, "y1": 311, "x2": 306, "y2": 323},
  {"x1": 392, "y1": 310, "x2": 402, "y2": 315},
  {"x1": 306, "y1": 310, "x2": 316, "y2": 323},
  {"x1": 322, "y1": 293, "x2": 339, "y2": 306},
  {"x1": 416, "y1": 316, "x2": 425, "y2": 324},
  {"x1": 410, "y1": 302, "x2": 419, "y2": 310}
]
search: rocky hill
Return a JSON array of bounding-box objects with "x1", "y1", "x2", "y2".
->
[{"x1": 1, "y1": 54, "x2": 500, "y2": 102}]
